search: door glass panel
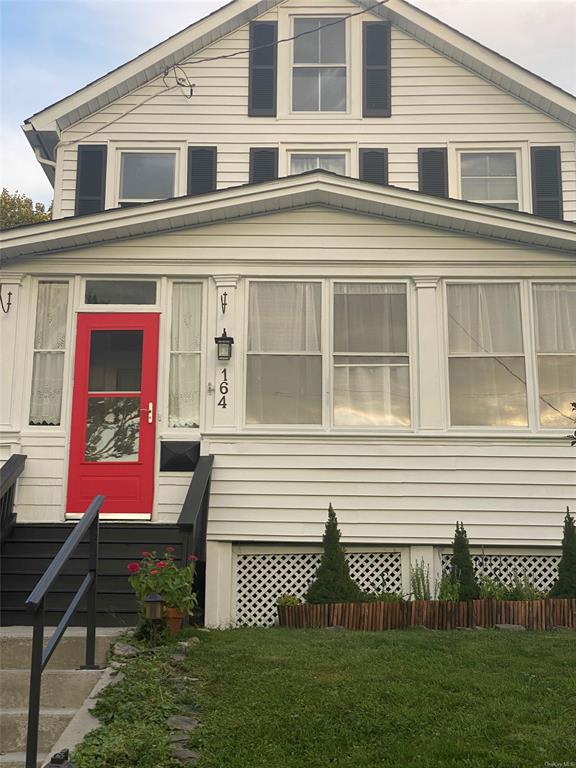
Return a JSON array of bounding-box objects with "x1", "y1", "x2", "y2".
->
[
  {"x1": 85, "y1": 397, "x2": 140, "y2": 462},
  {"x1": 88, "y1": 330, "x2": 143, "y2": 392}
]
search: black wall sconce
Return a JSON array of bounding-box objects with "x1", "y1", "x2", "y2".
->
[
  {"x1": 215, "y1": 328, "x2": 234, "y2": 361},
  {"x1": 0, "y1": 285, "x2": 12, "y2": 314}
]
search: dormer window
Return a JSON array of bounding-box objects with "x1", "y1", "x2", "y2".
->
[
  {"x1": 119, "y1": 151, "x2": 176, "y2": 207},
  {"x1": 292, "y1": 18, "x2": 347, "y2": 112}
]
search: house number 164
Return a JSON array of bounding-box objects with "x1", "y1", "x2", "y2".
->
[{"x1": 218, "y1": 368, "x2": 229, "y2": 409}]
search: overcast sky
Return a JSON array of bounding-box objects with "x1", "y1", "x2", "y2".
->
[{"x1": 1, "y1": 0, "x2": 575, "y2": 205}]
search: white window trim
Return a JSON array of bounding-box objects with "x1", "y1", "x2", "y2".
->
[
  {"x1": 277, "y1": 7, "x2": 362, "y2": 120},
  {"x1": 447, "y1": 142, "x2": 531, "y2": 213},
  {"x1": 282, "y1": 145, "x2": 355, "y2": 177},
  {"x1": 107, "y1": 142, "x2": 187, "y2": 209}
]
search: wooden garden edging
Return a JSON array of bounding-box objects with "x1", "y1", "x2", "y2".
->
[{"x1": 278, "y1": 599, "x2": 576, "y2": 631}]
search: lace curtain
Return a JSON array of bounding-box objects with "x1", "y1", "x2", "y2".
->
[
  {"x1": 169, "y1": 283, "x2": 202, "y2": 428},
  {"x1": 29, "y1": 282, "x2": 68, "y2": 426}
]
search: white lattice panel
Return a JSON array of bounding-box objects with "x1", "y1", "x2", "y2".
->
[
  {"x1": 441, "y1": 553, "x2": 560, "y2": 591},
  {"x1": 235, "y1": 551, "x2": 403, "y2": 626}
]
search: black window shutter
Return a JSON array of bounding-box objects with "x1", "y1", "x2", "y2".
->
[
  {"x1": 250, "y1": 148, "x2": 278, "y2": 184},
  {"x1": 188, "y1": 147, "x2": 217, "y2": 196},
  {"x1": 418, "y1": 148, "x2": 448, "y2": 197},
  {"x1": 359, "y1": 149, "x2": 388, "y2": 186},
  {"x1": 75, "y1": 145, "x2": 107, "y2": 216},
  {"x1": 531, "y1": 146, "x2": 563, "y2": 220},
  {"x1": 363, "y1": 22, "x2": 391, "y2": 118},
  {"x1": 249, "y1": 21, "x2": 277, "y2": 117}
]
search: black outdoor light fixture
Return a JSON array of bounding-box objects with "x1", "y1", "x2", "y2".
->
[
  {"x1": 143, "y1": 592, "x2": 164, "y2": 621},
  {"x1": 215, "y1": 328, "x2": 234, "y2": 361},
  {"x1": 0, "y1": 285, "x2": 12, "y2": 314}
]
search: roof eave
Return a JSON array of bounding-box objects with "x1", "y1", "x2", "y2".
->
[{"x1": 1, "y1": 173, "x2": 575, "y2": 263}]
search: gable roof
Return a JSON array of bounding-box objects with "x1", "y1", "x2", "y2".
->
[
  {"x1": 25, "y1": 0, "x2": 576, "y2": 180},
  {"x1": 2, "y1": 171, "x2": 575, "y2": 264}
]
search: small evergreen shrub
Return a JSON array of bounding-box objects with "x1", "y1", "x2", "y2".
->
[
  {"x1": 550, "y1": 507, "x2": 576, "y2": 598},
  {"x1": 305, "y1": 504, "x2": 361, "y2": 604},
  {"x1": 450, "y1": 522, "x2": 480, "y2": 600}
]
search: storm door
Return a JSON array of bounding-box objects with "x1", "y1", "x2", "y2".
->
[{"x1": 67, "y1": 314, "x2": 159, "y2": 515}]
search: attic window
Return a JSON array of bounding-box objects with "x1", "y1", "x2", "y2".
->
[
  {"x1": 292, "y1": 18, "x2": 347, "y2": 112},
  {"x1": 119, "y1": 152, "x2": 176, "y2": 206}
]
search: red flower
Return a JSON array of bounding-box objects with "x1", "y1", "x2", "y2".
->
[
  {"x1": 188, "y1": 554, "x2": 199, "y2": 562},
  {"x1": 142, "y1": 551, "x2": 152, "y2": 557},
  {"x1": 166, "y1": 546, "x2": 175, "y2": 553},
  {"x1": 156, "y1": 561, "x2": 167, "y2": 568},
  {"x1": 127, "y1": 562, "x2": 140, "y2": 574},
  {"x1": 150, "y1": 569, "x2": 160, "y2": 576}
]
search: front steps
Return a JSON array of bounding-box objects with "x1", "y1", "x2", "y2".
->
[
  {"x1": 1, "y1": 523, "x2": 183, "y2": 627},
  {"x1": 0, "y1": 627, "x2": 122, "y2": 768}
]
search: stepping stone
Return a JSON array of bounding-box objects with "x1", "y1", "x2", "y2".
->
[
  {"x1": 171, "y1": 746, "x2": 200, "y2": 764},
  {"x1": 167, "y1": 715, "x2": 199, "y2": 732},
  {"x1": 494, "y1": 624, "x2": 526, "y2": 632}
]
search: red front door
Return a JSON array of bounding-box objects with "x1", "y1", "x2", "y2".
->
[{"x1": 67, "y1": 313, "x2": 159, "y2": 515}]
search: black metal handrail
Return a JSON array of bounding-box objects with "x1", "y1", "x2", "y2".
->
[
  {"x1": 24, "y1": 494, "x2": 104, "y2": 768},
  {"x1": 177, "y1": 454, "x2": 214, "y2": 563},
  {"x1": 0, "y1": 454, "x2": 26, "y2": 544}
]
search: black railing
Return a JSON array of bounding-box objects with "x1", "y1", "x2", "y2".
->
[
  {"x1": 0, "y1": 453, "x2": 26, "y2": 544},
  {"x1": 178, "y1": 454, "x2": 214, "y2": 565},
  {"x1": 24, "y1": 495, "x2": 104, "y2": 768}
]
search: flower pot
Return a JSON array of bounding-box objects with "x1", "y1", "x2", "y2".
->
[{"x1": 166, "y1": 607, "x2": 184, "y2": 635}]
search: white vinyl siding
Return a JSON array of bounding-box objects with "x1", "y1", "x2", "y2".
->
[{"x1": 54, "y1": 8, "x2": 576, "y2": 221}]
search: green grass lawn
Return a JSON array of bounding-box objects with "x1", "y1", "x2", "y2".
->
[{"x1": 186, "y1": 628, "x2": 575, "y2": 768}]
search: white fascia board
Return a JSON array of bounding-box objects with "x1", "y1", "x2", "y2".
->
[
  {"x1": 26, "y1": 0, "x2": 283, "y2": 133},
  {"x1": 1, "y1": 174, "x2": 575, "y2": 262},
  {"x1": 355, "y1": 0, "x2": 576, "y2": 129}
]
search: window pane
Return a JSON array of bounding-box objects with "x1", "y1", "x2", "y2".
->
[
  {"x1": 537, "y1": 355, "x2": 576, "y2": 427},
  {"x1": 334, "y1": 364, "x2": 410, "y2": 426},
  {"x1": 34, "y1": 282, "x2": 68, "y2": 350},
  {"x1": 85, "y1": 397, "x2": 140, "y2": 462},
  {"x1": 448, "y1": 284, "x2": 523, "y2": 355},
  {"x1": 319, "y1": 19, "x2": 345, "y2": 64},
  {"x1": 85, "y1": 280, "x2": 156, "y2": 305},
  {"x1": 120, "y1": 153, "x2": 175, "y2": 200},
  {"x1": 88, "y1": 330, "x2": 143, "y2": 392},
  {"x1": 461, "y1": 154, "x2": 488, "y2": 176},
  {"x1": 293, "y1": 68, "x2": 319, "y2": 111},
  {"x1": 29, "y1": 352, "x2": 65, "y2": 426},
  {"x1": 449, "y1": 357, "x2": 528, "y2": 426},
  {"x1": 248, "y1": 283, "x2": 321, "y2": 353},
  {"x1": 169, "y1": 354, "x2": 200, "y2": 428},
  {"x1": 246, "y1": 356, "x2": 322, "y2": 424},
  {"x1": 487, "y1": 178, "x2": 518, "y2": 200},
  {"x1": 488, "y1": 153, "x2": 516, "y2": 176},
  {"x1": 171, "y1": 284, "x2": 202, "y2": 351},
  {"x1": 320, "y1": 68, "x2": 346, "y2": 111},
  {"x1": 294, "y1": 19, "x2": 320, "y2": 63},
  {"x1": 291, "y1": 155, "x2": 346, "y2": 175},
  {"x1": 334, "y1": 284, "x2": 407, "y2": 353},
  {"x1": 534, "y1": 284, "x2": 576, "y2": 353}
]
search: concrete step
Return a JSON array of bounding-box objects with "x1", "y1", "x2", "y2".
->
[
  {"x1": 0, "y1": 752, "x2": 47, "y2": 768},
  {"x1": 0, "y1": 709, "x2": 77, "y2": 753},
  {"x1": 0, "y1": 627, "x2": 123, "y2": 669},
  {"x1": 0, "y1": 669, "x2": 102, "y2": 708}
]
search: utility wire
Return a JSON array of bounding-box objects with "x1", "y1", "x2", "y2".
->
[{"x1": 58, "y1": 0, "x2": 390, "y2": 147}]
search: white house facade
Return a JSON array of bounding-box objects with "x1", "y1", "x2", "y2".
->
[{"x1": 1, "y1": 0, "x2": 575, "y2": 627}]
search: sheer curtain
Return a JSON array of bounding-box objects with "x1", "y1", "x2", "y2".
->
[
  {"x1": 29, "y1": 282, "x2": 68, "y2": 426},
  {"x1": 447, "y1": 284, "x2": 527, "y2": 426},
  {"x1": 533, "y1": 284, "x2": 576, "y2": 427},
  {"x1": 169, "y1": 283, "x2": 202, "y2": 428},
  {"x1": 291, "y1": 155, "x2": 346, "y2": 175},
  {"x1": 333, "y1": 284, "x2": 410, "y2": 426},
  {"x1": 247, "y1": 282, "x2": 322, "y2": 424}
]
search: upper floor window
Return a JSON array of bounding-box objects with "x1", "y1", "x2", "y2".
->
[
  {"x1": 292, "y1": 18, "x2": 347, "y2": 112},
  {"x1": 459, "y1": 152, "x2": 519, "y2": 211},
  {"x1": 291, "y1": 153, "x2": 346, "y2": 175},
  {"x1": 119, "y1": 152, "x2": 176, "y2": 206}
]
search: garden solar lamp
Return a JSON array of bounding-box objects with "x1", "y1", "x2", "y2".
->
[
  {"x1": 215, "y1": 328, "x2": 234, "y2": 360},
  {"x1": 144, "y1": 592, "x2": 165, "y2": 621}
]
